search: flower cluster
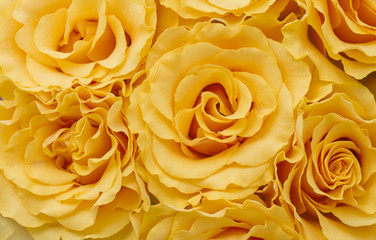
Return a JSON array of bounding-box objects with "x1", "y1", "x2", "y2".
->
[{"x1": 1, "y1": 0, "x2": 376, "y2": 239}]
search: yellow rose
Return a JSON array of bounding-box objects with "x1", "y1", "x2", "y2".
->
[
  {"x1": 0, "y1": 79, "x2": 148, "y2": 239},
  {"x1": 127, "y1": 21, "x2": 311, "y2": 208},
  {"x1": 138, "y1": 199, "x2": 302, "y2": 240},
  {"x1": 279, "y1": 17, "x2": 376, "y2": 239},
  {"x1": 276, "y1": 23, "x2": 376, "y2": 238},
  {"x1": 0, "y1": 0, "x2": 156, "y2": 91},
  {"x1": 159, "y1": 0, "x2": 277, "y2": 19},
  {"x1": 301, "y1": 0, "x2": 376, "y2": 79}
]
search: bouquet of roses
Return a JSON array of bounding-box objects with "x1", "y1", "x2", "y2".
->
[{"x1": 1, "y1": 0, "x2": 376, "y2": 239}]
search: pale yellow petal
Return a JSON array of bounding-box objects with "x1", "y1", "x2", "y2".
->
[{"x1": 0, "y1": 212, "x2": 33, "y2": 240}]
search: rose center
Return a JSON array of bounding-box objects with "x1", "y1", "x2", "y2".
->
[
  {"x1": 184, "y1": 82, "x2": 242, "y2": 156},
  {"x1": 202, "y1": 83, "x2": 235, "y2": 116},
  {"x1": 318, "y1": 139, "x2": 360, "y2": 188},
  {"x1": 58, "y1": 19, "x2": 98, "y2": 54},
  {"x1": 327, "y1": 153, "x2": 353, "y2": 180},
  {"x1": 45, "y1": 117, "x2": 110, "y2": 185}
]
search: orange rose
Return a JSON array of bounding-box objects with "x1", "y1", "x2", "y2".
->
[
  {"x1": 0, "y1": 78, "x2": 147, "y2": 239},
  {"x1": 0, "y1": 0, "x2": 156, "y2": 91}
]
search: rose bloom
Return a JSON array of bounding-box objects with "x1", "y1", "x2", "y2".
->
[
  {"x1": 301, "y1": 0, "x2": 376, "y2": 79},
  {"x1": 277, "y1": 82, "x2": 376, "y2": 240},
  {"x1": 277, "y1": 18, "x2": 376, "y2": 239},
  {"x1": 0, "y1": 78, "x2": 148, "y2": 239},
  {"x1": 0, "y1": 0, "x2": 156, "y2": 91},
  {"x1": 138, "y1": 199, "x2": 302, "y2": 240},
  {"x1": 127, "y1": 20, "x2": 311, "y2": 208}
]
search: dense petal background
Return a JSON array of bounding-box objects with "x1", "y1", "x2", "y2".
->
[
  {"x1": 158, "y1": 0, "x2": 303, "y2": 19},
  {"x1": 138, "y1": 198, "x2": 302, "y2": 240},
  {"x1": 2, "y1": 0, "x2": 376, "y2": 239},
  {"x1": 300, "y1": 0, "x2": 376, "y2": 79}
]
